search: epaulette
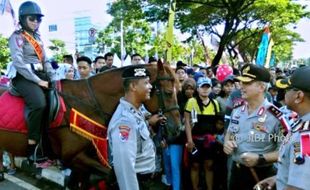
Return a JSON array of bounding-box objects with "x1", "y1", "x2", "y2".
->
[
  {"x1": 267, "y1": 105, "x2": 283, "y2": 118},
  {"x1": 267, "y1": 105, "x2": 290, "y2": 134},
  {"x1": 292, "y1": 120, "x2": 310, "y2": 133},
  {"x1": 233, "y1": 100, "x2": 244, "y2": 109}
]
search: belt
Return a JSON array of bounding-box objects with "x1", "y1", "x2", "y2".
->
[{"x1": 137, "y1": 173, "x2": 152, "y2": 181}]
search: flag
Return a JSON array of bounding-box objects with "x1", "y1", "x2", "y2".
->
[
  {"x1": 165, "y1": 0, "x2": 176, "y2": 63},
  {"x1": 256, "y1": 27, "x2": 270, "y2": 67},
  {"x1": 269, "y1": 52, "x2": 276, "y2": 67},
  {"x1": 265, "y1": 38, "x2": 274, "y2": 68},
  {"x1": 0, "y1": 0, "x2": 16, "y2": 26}
]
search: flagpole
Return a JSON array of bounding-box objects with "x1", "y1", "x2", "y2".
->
[{"x1": 120, "y1": 19, "x2": 124, "y2": 67}]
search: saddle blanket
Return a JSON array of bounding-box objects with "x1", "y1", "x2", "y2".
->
[{"x1": 0, "y1": 91, "x2": 66, "y2": 133}]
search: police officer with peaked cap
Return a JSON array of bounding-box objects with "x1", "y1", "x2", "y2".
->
[
  {"x1": 254, "y1": 66, "x2": 310, "y2": 190},
  {"x1": 223, "y1": 64, "x2": 281, "y2": 190},
  {"x1": 108, "y1": 65, "x2": 164, "y2": 190}
]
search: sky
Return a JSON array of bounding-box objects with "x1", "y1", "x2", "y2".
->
[{"x1": 0, "y1": 0, "x2": 309, "y2": 59}]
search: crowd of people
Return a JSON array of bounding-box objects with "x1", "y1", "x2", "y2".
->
[{"x1": 1, "y1": 1, "x2": 310, "y2": 190}]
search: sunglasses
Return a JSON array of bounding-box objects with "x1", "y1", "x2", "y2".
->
[{"x1": 27, "y1": 15, "x2": 42, "y2": 23}]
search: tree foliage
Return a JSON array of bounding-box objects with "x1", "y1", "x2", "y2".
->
[
  {"x1": 47, "y1": 39, "x2": 68, "y2": 62},
  {"x1": 148, "y1": 0, "x2": 308, "y2": 66},
  {"x1": 100, "y1": 0, "x2": 308, "y2": 66},
  {"x1": 0, "y1": 34, "x2": 11, "y2": 71},
  {"x1": 96, "y1": 0, "x2": 214, "y2": 64}
]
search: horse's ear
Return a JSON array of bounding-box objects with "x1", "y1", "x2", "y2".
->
[{"x1": 157, "y1": 59, "x2": 164, "y2": 71}]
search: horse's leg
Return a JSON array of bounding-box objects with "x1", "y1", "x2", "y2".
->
[{"x1": 66, "y1": 150, "x2": 112, "y2": 189}]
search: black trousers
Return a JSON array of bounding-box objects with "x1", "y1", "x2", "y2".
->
[
  {"x1": 12, "y1": 73, "x2": 47, "y2": 142},
  {"x1": 229, "y1": 161, "x2": 276, "y2": 190}
]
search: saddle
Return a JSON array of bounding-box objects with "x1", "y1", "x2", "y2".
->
[
  {"x1": 0, "y1": 82, "x2": 65, "y2": 133},
  {"x1": 9, "y1": 82, "x2": 60, "y2": 122}
]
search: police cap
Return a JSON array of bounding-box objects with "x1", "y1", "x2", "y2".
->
[
  {"x1": 122, "y1": 66, "x2": 150, "y2": 80},
  {"x1": 236, "y1": 64, "x2": 270, "y2": 83},
  {"x1": 276, "y1": 66, "x2": 310, "y2": 92}
]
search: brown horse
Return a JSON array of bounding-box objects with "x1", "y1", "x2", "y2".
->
[{"x1": 0, "y1": 61, "x2": 181, "y2": 188}]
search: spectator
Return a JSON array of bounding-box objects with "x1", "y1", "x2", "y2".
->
[
  {"x1": 100, "y1": 52, "x2": 117, "y2": 72},
  {"x1": 77, "y1": 56, "x2": 92, "y2": 79},
  {"x1": 131, "y1": 53, "x2": 143, "y2": 65},
  {"x1": 93, "y1": 56, "x2": 105, "y2": 74}
]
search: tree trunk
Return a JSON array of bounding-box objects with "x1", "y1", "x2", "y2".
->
[{"x1": 211, "y1": 42, "x2": 225, "y2": 67}]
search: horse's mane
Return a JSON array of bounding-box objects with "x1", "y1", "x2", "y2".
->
[{"x1": 87, "y1": 63, "x2": 179, "y2": 87}]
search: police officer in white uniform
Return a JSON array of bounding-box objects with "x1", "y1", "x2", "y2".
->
[
  {"x1": 254, "y1": 66, "x2": 310, "y2": 190},
  {"x1": 223, "y1": 64, "x2": 281, "y2": 190},
  {"x1": 108, "y1": 65, "x2": 162, "y2": 190}
]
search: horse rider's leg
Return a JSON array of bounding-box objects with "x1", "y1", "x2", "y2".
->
[{"x1": 12, "y1": 74, "x2": 46, "y2": 159}]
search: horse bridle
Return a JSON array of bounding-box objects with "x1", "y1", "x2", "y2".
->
[{"x1": 153, "y1": 74, "x2": 179, "y2": 114}]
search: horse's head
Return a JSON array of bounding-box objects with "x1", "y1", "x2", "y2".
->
[{"x1": 144, "y1": 60, "x2": 182, "y2": 135}]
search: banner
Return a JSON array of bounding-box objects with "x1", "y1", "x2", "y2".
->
[
  {"x1": 265, "y1": 38, "x2": 274, "y2": 68},
  {"x1": 269, "y1": 53, "x2": 276, "y2": 67},
  {"x1": 165, "y1": 0, "x2": 176, "y2": 63},
  {"x1": 256, "y1": 27, "x2": 270, "y2": 67}
]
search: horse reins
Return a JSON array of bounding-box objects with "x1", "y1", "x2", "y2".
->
[{"x1": 153, "y1": 74, "x2": 179, "y2": 114}]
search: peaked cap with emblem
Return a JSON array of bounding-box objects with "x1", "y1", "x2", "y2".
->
[
  {"x1": 122, "y1": 65, "x2": 151, "y2": 79},
  {"x1": 236, "y1": 63, "x2": 270, "y2": 83},
  {"x1": 276, "y1": 66, "x2": 310, "y2": 92}
]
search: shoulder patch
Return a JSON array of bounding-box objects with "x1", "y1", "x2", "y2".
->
[
  {"x1": 119, "y1": 125, "x2": 130, "y2": 142},
  {"x1": 233, "y1": 100, "x2": 244, "y2": 109},
  {"x1": 14, "y1": 35, "x2": 24, "y2": 48}
]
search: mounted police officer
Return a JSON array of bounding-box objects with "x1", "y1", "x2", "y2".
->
[
  {"x1": 223, "y1": 64, "x2": 281, "y2": 190},
  {"x1": 108, "y1": 65, "x2": 164, "y2": 190},
  {"x1": 8, "y1": 1, "x2": 55, "y2": 161},
  {"x1": 254, "y1": 66, "x2": 310, "y2": 190}
]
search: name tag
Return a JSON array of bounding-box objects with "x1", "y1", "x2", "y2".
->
[{"x1": 231, "y1": 119, "x2": 239, "y2": 124}]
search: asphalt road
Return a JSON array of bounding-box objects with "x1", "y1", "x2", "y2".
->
[{"x1": 1, "y1": 168, "x2": 63, "y2": 190}]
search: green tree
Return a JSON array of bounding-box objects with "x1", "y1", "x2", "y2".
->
[
  {"x1": 97, "y1": 0, "x2": 209, "y2": 64},
  {"x1": 96, "y1": 1, "x2": 152, "y2": 58},
  {"x1": 48, "y1": 39, "x2": 68, "y2": 62},
  {"x1": 141, "y1": 0, "x2": 309, "y2": 66},
  {"x1": 0, "y1": 34, "x2": 11, "y2": 71}
]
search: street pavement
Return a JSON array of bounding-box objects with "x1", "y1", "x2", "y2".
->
[{"x1": 1, "y1": 169, "x2": 63, "y2": 190}]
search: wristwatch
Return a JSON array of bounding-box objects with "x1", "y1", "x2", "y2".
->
[{"x1": 257, "y1": 154, "x2": 267, "y2": 165}]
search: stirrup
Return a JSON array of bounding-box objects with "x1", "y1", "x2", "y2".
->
[{"x1": 28, "y1": 144, "x2": 47, "y2": 163}]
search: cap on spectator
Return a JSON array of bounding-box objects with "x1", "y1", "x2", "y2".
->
[
  {"x1": 176, "y1": 61, "x2": 187, "y2": 67},
  {"x1": 194, "y1": 72, "x2": 204, "y2": 82},
  {"x1": 222, "y1": 75, "x2": 235, "y2": 84},
  {"x1": 122, "y1": 66, "x2": 150, "y2": 79},
  {"x1": 236, "y1": 64, "x2": 270, "y2": 83},
  {"x1": 197, "y1": 77, "x2": 212, "y2": 88},
  {"x1": 276, "y1": 66, "x2": 310, "y2": 92}
]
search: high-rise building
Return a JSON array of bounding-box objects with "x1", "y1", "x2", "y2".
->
[{"x1": 74, "y1": 11, "x2": 98, "y2": 59}]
